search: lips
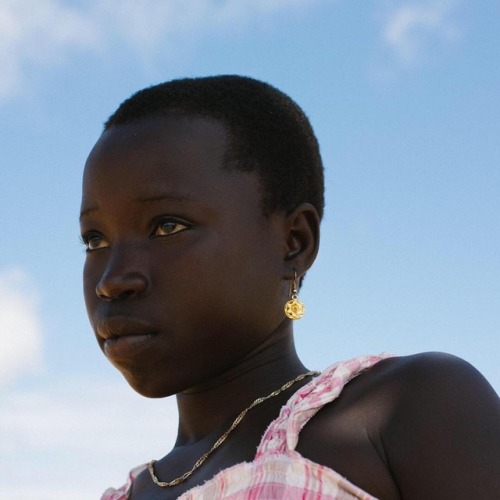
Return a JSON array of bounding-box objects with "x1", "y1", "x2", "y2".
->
[
  {"x1": 96, "y1": 316, "x2": 158, "y2": 341},
  {"x1": 96, "y1": 316, "x2": 159, "y2": 360}
]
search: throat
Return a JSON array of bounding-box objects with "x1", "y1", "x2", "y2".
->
[
  {"x1": 175, "y1": 347, "x2": 310, "y2": 444},
  {"x1": 150, "y1": 367, "x2": 319, "y2": 492}
]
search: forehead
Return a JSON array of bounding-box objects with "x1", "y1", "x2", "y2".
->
[
  {"x1": 84, "y1": 115, "x2": 226, "y2": 182},
  {"x1": 81, "y1": 115, "x2": 264, "y2": 218}
]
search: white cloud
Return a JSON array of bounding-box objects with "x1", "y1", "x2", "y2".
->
[
  {"x1": 0, "y1": 0, "x2": 101, "y2": 99},
  {"x1": 0, "y1": 268, "x2": 43, "y2": 387},
  {"x1": 0, "y1": 379, "x2": 177, "y2": 456},
  {"x1": 0, "y1": 378, "x2": 178, "y2": 498},
  {"x1": 382, "y1": 0, "x2": 459, "y2": 66},
  {"x1": 0, "y1": 0, "x2": 320, "y2": 101}
]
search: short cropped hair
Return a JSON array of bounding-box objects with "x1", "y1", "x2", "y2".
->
[{"x1": 105, "y1": 75, "x2": 324, "y2": 220}]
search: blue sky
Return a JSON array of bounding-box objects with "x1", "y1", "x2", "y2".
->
[{"x1": 1, "y1": 0, "x2": 499, "y2": 497}]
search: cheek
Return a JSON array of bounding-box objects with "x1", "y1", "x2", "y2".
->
[{"x1": 163, "y1": 238, "x2": 282, "y2": 335}]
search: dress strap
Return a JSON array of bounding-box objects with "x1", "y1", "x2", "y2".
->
[{"x1": 255, "y1": 354, "x2": 392, "y2": 457}]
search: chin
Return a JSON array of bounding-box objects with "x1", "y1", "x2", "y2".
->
[{"x1": 122, "y1": 370, "x2": 176, "y2": 399}]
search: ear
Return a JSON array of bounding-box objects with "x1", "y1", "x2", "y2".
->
[{"x1": 283, "y1": 203, "x2": 320, "y2": 277}]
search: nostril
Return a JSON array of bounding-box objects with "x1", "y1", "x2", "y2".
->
[
  {"x1": 118, "y1": 289, "x2": 136, "y2": 300},
  {"x1": 96, "y1": 288, "x2": 113, "y2": 301}
]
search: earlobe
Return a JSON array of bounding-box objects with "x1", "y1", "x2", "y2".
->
[{"x1": 283, "y1": 202, "x2": 320, "y2": 274}]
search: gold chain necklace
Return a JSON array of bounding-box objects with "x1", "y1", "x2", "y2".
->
[{"x1": 148, "y1": 370, "x2": 320, "y2": 488}]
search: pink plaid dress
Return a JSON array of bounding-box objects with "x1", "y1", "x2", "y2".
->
[{"x1": 102, "y1": 354, "x2": 389, "y2": 499}]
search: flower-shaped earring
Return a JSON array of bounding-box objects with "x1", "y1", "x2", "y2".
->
[{"x1": 284, "y1": 270, "x2": 305, "y2": 320}]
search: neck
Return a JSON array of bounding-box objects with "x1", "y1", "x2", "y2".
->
[{"x1": 174, "y1": 332, "x2": 308, "y2": 445}]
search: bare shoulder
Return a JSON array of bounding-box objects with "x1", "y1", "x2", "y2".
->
[
  {"x1": 365, "y1": 351, "x2": 499, "y2": 404},
  {"x1": 298, "y1": 353, "x2": 500, "y2": 499},
  {"x1": 379, "y1": 350, "x2": 497, "y2": 388},
  {"x1": 375, "y1": 352, "x2": 500, "y2": 499},
  {"x1": 306, "y1": 351, "x2": 500, "y2": 423},
  {"x1": 298, "y1": 351, "x2": 500, "y2": 453},
  {"x1": 373, "y1": 352, "x2": 500, "y2": 429}
]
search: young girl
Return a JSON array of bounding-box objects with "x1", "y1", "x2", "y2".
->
[{"x1": 80, "y1": 76, "x2": 500, "y2": 499}]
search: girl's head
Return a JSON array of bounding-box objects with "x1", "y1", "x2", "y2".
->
[
  {"x1": 104, "y1": 75, "x2": 325, "y2": 220},
  {"x1": 80, "y1": 76, "x2": 324, "y2": 397}
]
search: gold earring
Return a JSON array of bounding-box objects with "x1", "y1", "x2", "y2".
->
[{"x1": 284, "y1": 270, "x2": 305, "y2": 320}]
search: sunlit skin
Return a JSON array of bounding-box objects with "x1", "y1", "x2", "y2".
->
[{"x1": 81, "y1": 115, "x2": 500, "y2": 499}]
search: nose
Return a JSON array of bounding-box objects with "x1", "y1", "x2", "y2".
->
[{"x1": 95, "y1": 249, "x2": 149, "y2": 301}]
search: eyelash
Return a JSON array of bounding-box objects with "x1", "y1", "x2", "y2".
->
[
  {"x1": 150, "y1": 217, "x2": 190, "y2": 238},
  {"x1": 80, "y1": 232, "x2": 107, "y2": 252},
  {"x1": 80, "y1": 217, "x2": 190, "y2": 252}
]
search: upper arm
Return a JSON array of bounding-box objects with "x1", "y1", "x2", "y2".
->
[{"x1": 382, "y1": 353, "x2": 500, "y2": 499}]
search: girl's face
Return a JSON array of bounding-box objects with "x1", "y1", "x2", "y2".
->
[{"x1": 80, "y1": 115, "x2": 289, "y2": 397}]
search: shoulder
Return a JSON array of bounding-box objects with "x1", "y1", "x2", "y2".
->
[
  {"x1": 303, "y1": 352, "x2": 500, "y2": 499},
  {"x1": 313, "y1": 352, "x2": 495, "y2": 418},
  {"x1": 355, "y1": 350, "x2": 490, "y2": 383},
  {"x1": 303, "y1": 351, "x2": 499, "y2": 431},
  {"x1": 379, "y1": 350, "x2": 491, "y2": 383},
  {"x1": 367, "y1": 352, "x2": 500, "y2": 499},
  {"x1": 304, "y1": 351, "x2": 500, "y2": 451},
  {"x1": 368, "y1": 351, "x2": 500, "y2": 420},
  {"x1": 338, "y1": 351, "x2": 499, "y2": 408},
  {"x1": 356, "y1": 351, "x2": 500, "y2": 452}
]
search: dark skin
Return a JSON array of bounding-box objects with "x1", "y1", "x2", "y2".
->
[{"x1": 81, "y1": 115, "x2": 500, "y2": 499}]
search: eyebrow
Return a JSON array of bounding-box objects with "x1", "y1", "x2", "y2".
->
[
  {"x1": 79, "y1": 207, "x2": 98, "y2": 221},
  {"x1": 133, "y1": 193, "x2": 197, "y2": 204},
  {"x1": 79, "y1": 193, "x2": 198, "y2": 221}
]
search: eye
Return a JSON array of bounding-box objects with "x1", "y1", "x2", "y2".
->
[
  {"x1": 151, "y1": 218, "x2": 189, "y2": 238},
  {"x1": 81, "y1": 232, "x2": 109, "y2": 252}
]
